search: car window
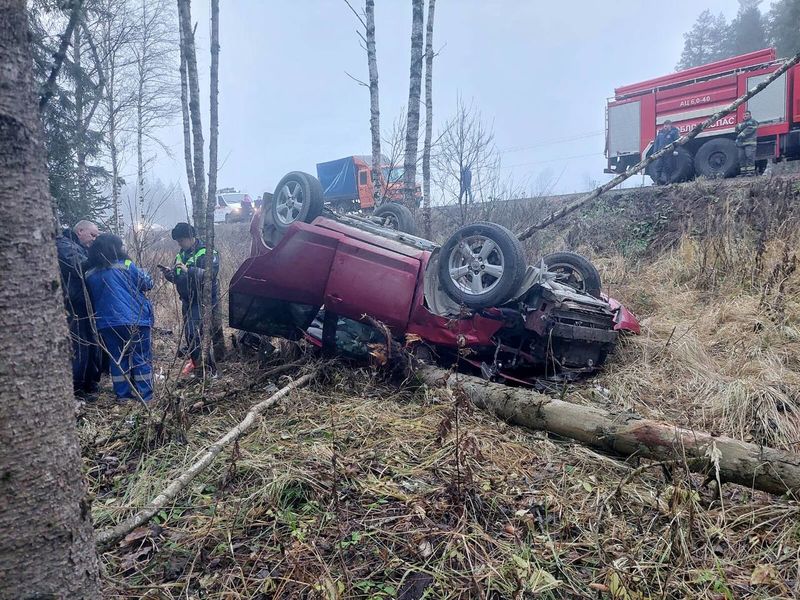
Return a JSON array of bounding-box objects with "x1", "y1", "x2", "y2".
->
[
  {"x1": 358, "y1": 171, "x2": 368, "y2": 185},
  {"x1": 222, "y1": 193, "x2": 246, "y2": 204},
  {"x1": 382, "y1": 167, "x2": 404, "y2": 183},
  {"x1": 217, "y1": 196, "x2": 228, "y2": 207}
]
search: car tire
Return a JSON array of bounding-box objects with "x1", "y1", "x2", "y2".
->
[
  {"x1": 542, "y1": 251, "x2": 602, "y2": 297},
  {"x1": 373, "y1": 202, "x2": 417, "y2": 235},
  {"x1": 694, "y1": 138, "x2": 739, "y2": 179},
  {"x1": 224, "y1": 213, "x2": 231, "y2": 224},
  {"x1": 272, "y1": 171, "x2": 324, "y2": 232},
  {"x1": 438, "y1": 222, "x2": 526, "y2": 309}
]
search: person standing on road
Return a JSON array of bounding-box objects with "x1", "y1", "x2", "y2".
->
[
  {"x1": 653, "y1": 120, "x2": 680, "y2": 184},
  {"x1": 85, "y1": 234, "x2": 154, "y2": 403},
  {"x1": 736, "y1": 110, "x2": 759, "y2": 176},
  {"x1": 160, "y1": 222, "x2": 219, "y2": 377},
  {"x1": 460, "y1": 165, "x2": 473, "y2": 203},
  {"x1": 56, "y1": 220, "x2": 101, "y2": 400}
]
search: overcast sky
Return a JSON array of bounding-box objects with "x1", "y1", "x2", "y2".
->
[{"x1": 149, "y1": 0, "x2": 738, "y2": 202}]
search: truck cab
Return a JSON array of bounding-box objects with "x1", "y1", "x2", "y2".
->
[{"x1": 316, "y1": 155, "x2": 420, "y2": 213}]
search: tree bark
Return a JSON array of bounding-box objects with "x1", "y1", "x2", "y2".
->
[
  {"x1": 204, "y1": 0, "x2": 225, "y2": 364},
  {"x1": 177, "y1": 0, "x2": 196, "y2": 215},
  {"x1": 418, "y1": 367, "x2": 800, "y2": 496},
  {"x1": 402, "y1": 0, "x2": 424, "y2": 209},
  {"x1": 0, "y1": 2, "x2": 100, "y2": 595},
  {"x1": 421, "y1": 0, "x2": 435, "y2": 238},
  {"x1": 177, "y1": 0, "x2": 206, "y2": 231},
  {"x1": 365, "y1": 0, "x2": 382, "y2": 207}
]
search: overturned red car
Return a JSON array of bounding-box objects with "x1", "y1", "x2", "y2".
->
[{"x1": 230, "y1": 172, "x2": 639, "y2": 385}]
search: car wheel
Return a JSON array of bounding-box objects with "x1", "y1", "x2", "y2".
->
[
  {"x1": 372, "y1": 202, "x2": 417, "y2": 235},
  {"x1": 224, "y1": 213, "x2": 231, "y2": 224},
  {"x1": 541, "y1": 251, "x2": 602, "y2": 297},
  {"x1": 272, "y1": 171, "x2": 324, "y2": 231},
  {"x1": 694, "y1": 138, "x2": 739, "y2": 178},
  {"x1": 438, "y1": 222, "x2": 526, "y2": 309},
  {"x1": 645, "y1": 147, "x2": 694, "y2": 184}
]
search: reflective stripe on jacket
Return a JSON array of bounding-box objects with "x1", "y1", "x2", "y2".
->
[
  {"x1": 170, "y1": 241, "x2": 219, "y2": 306},
  {"x1": 85, "y1": 259, "x2": 154, "y2": 330},
  {"x1": 736, "y1": 118, "x2": 759, "y2": 146}
]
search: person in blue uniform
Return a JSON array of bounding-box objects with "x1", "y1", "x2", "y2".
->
[
  {"x1": 653, "y1": 120, "x2": 680, "y2": 184},
  {"x1": 85, "y1": 234, "x2": 154, "y2": 403}
]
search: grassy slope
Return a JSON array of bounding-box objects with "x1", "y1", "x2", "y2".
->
[{"x1": 87, "y1": 178, "x2": 800, "y2": 599}]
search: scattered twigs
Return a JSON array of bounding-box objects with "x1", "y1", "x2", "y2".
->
[{"x1": 95, "y1": 370, "x2": 318, "y2": 547}]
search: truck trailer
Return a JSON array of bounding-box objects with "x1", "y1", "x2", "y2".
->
[
  {"x1": 316, "y1": 155, "x2": 408, "y2": 213},
  {"x1": 605, "y1": 48, "x2": 800, "y2": 182}
]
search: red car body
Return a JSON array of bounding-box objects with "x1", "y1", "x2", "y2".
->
[{"x1": 231, "y1": 210, "x2": 640, "y2": 384}]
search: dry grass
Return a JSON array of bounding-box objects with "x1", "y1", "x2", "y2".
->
[
  {"x1": 83, "y1": 357, "x2": 800, "y2": 599},
  {"x1": 82, "y1": 185, "x2": 800, "y2": 599}
]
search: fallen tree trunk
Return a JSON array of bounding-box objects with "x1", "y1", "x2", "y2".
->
[
  {"x1": 95, "y1": 371, "x2": 317, "y2": 547},
  {"x1": 417, "y1": 367, "x2": 800, "y2": 497}
]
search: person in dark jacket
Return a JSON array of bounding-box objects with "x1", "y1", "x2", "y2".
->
[
  {"x1": 653, "y1": 120, "x2": 680, "y2": 184},
  {"x1": 161, "y1": 222, "x2": 219, "y2": 376},
  {"x1": 56, "y1": 220, "x2": 101, "y2": 398},
  {"x1": 736, "y1": 110, "x2": 759, "y2": 176},
  {"x1": 85, "y1": 234, "x2": 154, "y2": 402}
]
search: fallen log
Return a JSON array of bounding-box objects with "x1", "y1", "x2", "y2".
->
[
  {"x1": 417, "y1": 367, "x2": 800, "y2": 497},
  {"x1": 95, "y1": 370, "x2": 317, "y2": 547}
]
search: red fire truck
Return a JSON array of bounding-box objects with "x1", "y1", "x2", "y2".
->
[{"x1": 605, "y1": 49, "x2": 800, "y2": 182}]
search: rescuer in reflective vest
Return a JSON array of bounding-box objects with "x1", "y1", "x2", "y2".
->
[
  {"x1": 735, "y1": 110, "x2": 759, "y2": 176},
  {"x1": 84, "y1": 234, "x2": 154, "y2": 402},
  {"x1": 653, "y1": 120, "x2": 680, "y2": 185},
  {"x1": 161, "y1": 222, "x2": 219, "y2": 376}
]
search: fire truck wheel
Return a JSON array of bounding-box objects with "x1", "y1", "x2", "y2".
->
[
  {"x1": 541, "y1": 251, "x2": 602, "y2": 298},
  {"x1": 272, "y1": 171, "x2": 324, "y2": 231},
  {"x1": 373, "y1": 202, "x2": 417, "y2": 235},
  {"x1": 438, "y1": 222, "x2": 526, "y2": 309},
  {"x1": 694, "y1": 138, "x2": 739, "y2": 179}
]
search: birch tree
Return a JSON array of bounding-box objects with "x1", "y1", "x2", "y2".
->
[
  {"x1": 421, "y1": 0, "x2": 435, "y2": 237},
  {"x1": 177, "y1": 0, "x2": 206, "y2": 230},
  {"x1": 0, "y1": 1, "x2": 100, "y2": 594},
  {"x1": 365, "y1": 0, "x2": 382, "y2": 206},
  {"x1": 204, "y1": 0, "x2": 225, "y2": 364},
  {"x1": 402, "y1": 0, "x2": 424, "y2": 208},
  {"x1": 131, "y1": 0, "x2": 178, "y2": 227}
]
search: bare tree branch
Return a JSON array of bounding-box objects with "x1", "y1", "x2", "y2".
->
[{"x1": 39, "y1": 0, "x2": 84, "y2": 111}]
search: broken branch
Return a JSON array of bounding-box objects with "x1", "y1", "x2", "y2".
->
[{"x1": 95, "y1": 370, "x2": 318, "y2": 547}]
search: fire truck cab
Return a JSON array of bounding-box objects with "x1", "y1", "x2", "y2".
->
[{"x1": 606, "y1": 49, "x2": 800, "y2": 181}]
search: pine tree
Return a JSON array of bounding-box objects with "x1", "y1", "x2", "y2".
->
[
  {"x1": 677, "y1": 10, "x2": 730, "y2": 69},
  {"x1": 768, "y1": 0, "x2": 800, "y2": 58},
  {"x1": 729, "y1": 0, "x2": 767, "y2": 55}
]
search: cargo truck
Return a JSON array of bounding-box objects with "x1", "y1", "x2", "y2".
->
[
  {"x1": 316, "y1": 155, "x2": 420, "y2": 212},
  {"x1": 605, "y1": 48, "x2": 800, "y2": 182}
]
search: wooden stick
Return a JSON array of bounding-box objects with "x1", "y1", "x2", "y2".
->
[
  {"x1": 417, "y1": 367, "x2": 800, "y2": 497},
  {"x1": 95, "y1": 371, "x2": 317, "y2": 547},
  {"x1": 516, "y1": 50, "x2": 800, "y2": 241}
]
